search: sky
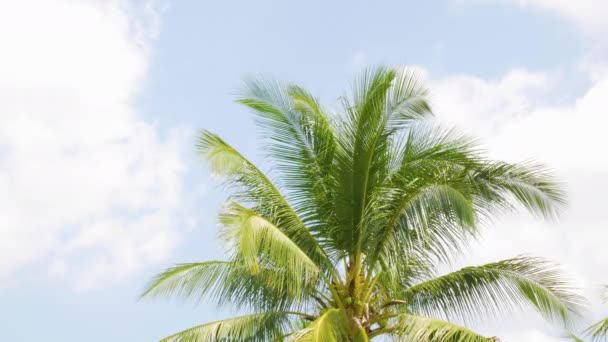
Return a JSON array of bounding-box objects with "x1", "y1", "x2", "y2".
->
[{"x1": 0, "y1": 0, "x2": 607, "y2": 340}]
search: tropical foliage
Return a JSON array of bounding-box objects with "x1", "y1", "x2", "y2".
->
[{"x1": 143, "y1": 67, "x2": 584, "y2": 341}]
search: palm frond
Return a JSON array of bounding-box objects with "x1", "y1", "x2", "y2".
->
[
  {"x1": 197, "y1": 131, "x2": 333, "y2": 272},
  {"x1": 140, "y1": 261, "x2": 307, "y2": 311},
  {"x1": 237, "y1": 79, "x2": 338, "y2": 232},
  {"x1": 370, "y1": 184, "x2": 478, "y2": 283},
  {"x1": 403, "y1": 257, "x2": 584, "y2": 326},
  {"x1": 159, "y1": 312, "x2": 299, "y2": 342},
  {"x1": 385, "y1": 68, "x2": 433, "y2": 127},
  {"x1": 288, "y1": 308, "x2": 349, "y2": 342},
  {"x1": 327, "y1": 67, "x2": 396, "y2": 255},
  {"x1": 471, "y1": 161, "x2": 566, "y2": 220},
  {"x1": 586, "y1": 318, "x2": 608, "y2": 341},
  {"x1": 331, "y1": 67, "x2": 433, "y2": 256},
  {"x1": 141, "y1": 261, "x2": 228, "y2": 300},
  {"x1": 367, "y1": 123, "x2": 482, "y2": 268},
  {"x1": 376, "y1": 313, "x2": 493, "y2": 341},
  {"x1": 218, "y1": 202, "x2": 319, "y2": 286}
]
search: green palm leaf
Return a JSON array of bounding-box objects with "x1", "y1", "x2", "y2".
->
[
  {"x1": 237, "y1": 79, "x2": 337, "y2": 232},
  {"x1": 141, "y1": 261, "x2": 308, "y2": 311},
  {"x1": 368, "y1": 123, "x2": 482, "y2": 267},
  {"x1": 403, "y1": 257, "x2": 584, "y2": 326},
  {"x1": 288, "y1": 308, "x2": 349, "y2": 342},
  {"x1": 586, "y1": 318, "x2": 608, "y2": 341},
  {"x1": 159, "y1": 312, "x2": 302, "y2": 342},
  {"x1": 218, "y1": 202, "x2": 319, "y2": 285},
  {"x1": 471, "y1": 161, "x2": 566, "y2": 220},
  {"x1": 375, "y1": 313, "x2": 494, "y2": 341},
  {"x1": 197, "y1": 131, "x2": 334, "y2": 273}
]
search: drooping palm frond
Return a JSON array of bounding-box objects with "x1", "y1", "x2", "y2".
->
[
  {"x1": 197, "y1": 131, "x2": 335, "y2": 274},
  {"x1": 218, "y1": 202, "x2": 319, "y2": 287},
  {"x1": 141, "y1": 261, "x2": 229, "y2": 300},
  {"x1": 388, "y1": 183, "x2": 475, "y2": 249},
  {"x1": 385, "y1": 68, "x2": 433, "y2": 127},
  {"x1": 368, "y1": 185, "x2": 479, "y2": 295},
  {"x1": 141, "y1": 261, "x2": 309, "y2": 311},
  {"x1": 373, "y1": 313, "x2": 494, "y2": 341},
  {"x1": 470, "y1": 161, "x2": 566, "y2": 220},
  {"x1": 287, "y1": 308, "x2": 349, "y2": 342},
  {"x1": 159, "y1": 312, "x2": 303, "y2": 342},
  {"x1": 402, "y1": 257, "x2": 584, "y2": 326}
]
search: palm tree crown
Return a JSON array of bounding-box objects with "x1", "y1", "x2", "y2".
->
[{"x1": 143, "y1": 67, "x2": 583, "y2": 341}]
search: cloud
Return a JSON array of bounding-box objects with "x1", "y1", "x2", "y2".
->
[
  {"x1": 501, "y1": 330, "x2": 564, "y2": 342},
  {"x1": 424, "y1": 62, "x2": 608, "y2": 337},
  {"x1": 460, "y1": 0, "x2": 608, "y2": 35},
  {"x1": 0, "y1": 0, "x2": 189, "y2": 290},
  {"x1": 508, "y1": 0, "x2": 608, "y2": 34},
  {"x1": 430, "y1": 68, "x2": 548, "y2": 132}
]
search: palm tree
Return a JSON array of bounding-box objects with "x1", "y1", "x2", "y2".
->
[{"x1": 143, "y1": 67, "x2": 584, "y2": 341}]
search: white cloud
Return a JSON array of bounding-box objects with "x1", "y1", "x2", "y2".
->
[
  {"x1": 0, "y1": 0, "x2": 189, "y2": 290},
  {"x1": 508, "y1": 0, "x2": 608, "y2": 34},
  {"x1": 431, "y1": 68, "x2": 548, "y2": 133},
  {"x1": 460, "y1": 0, "x2": 608, "y2": 35},
  {"x1": 426, "y1": 63, "x2": 608, "y2": 338},
  {"x1": 501, "y1": 330, "x2": 564, "y2": 342}
]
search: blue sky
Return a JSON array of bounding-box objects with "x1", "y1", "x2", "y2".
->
[{"x1": 1, "y1": 1, "x2": 607, "y2": 341}]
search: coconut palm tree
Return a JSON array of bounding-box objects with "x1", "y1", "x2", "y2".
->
[{"x1": 142, "y1": 67, "x2": 583, "y2": 341}]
